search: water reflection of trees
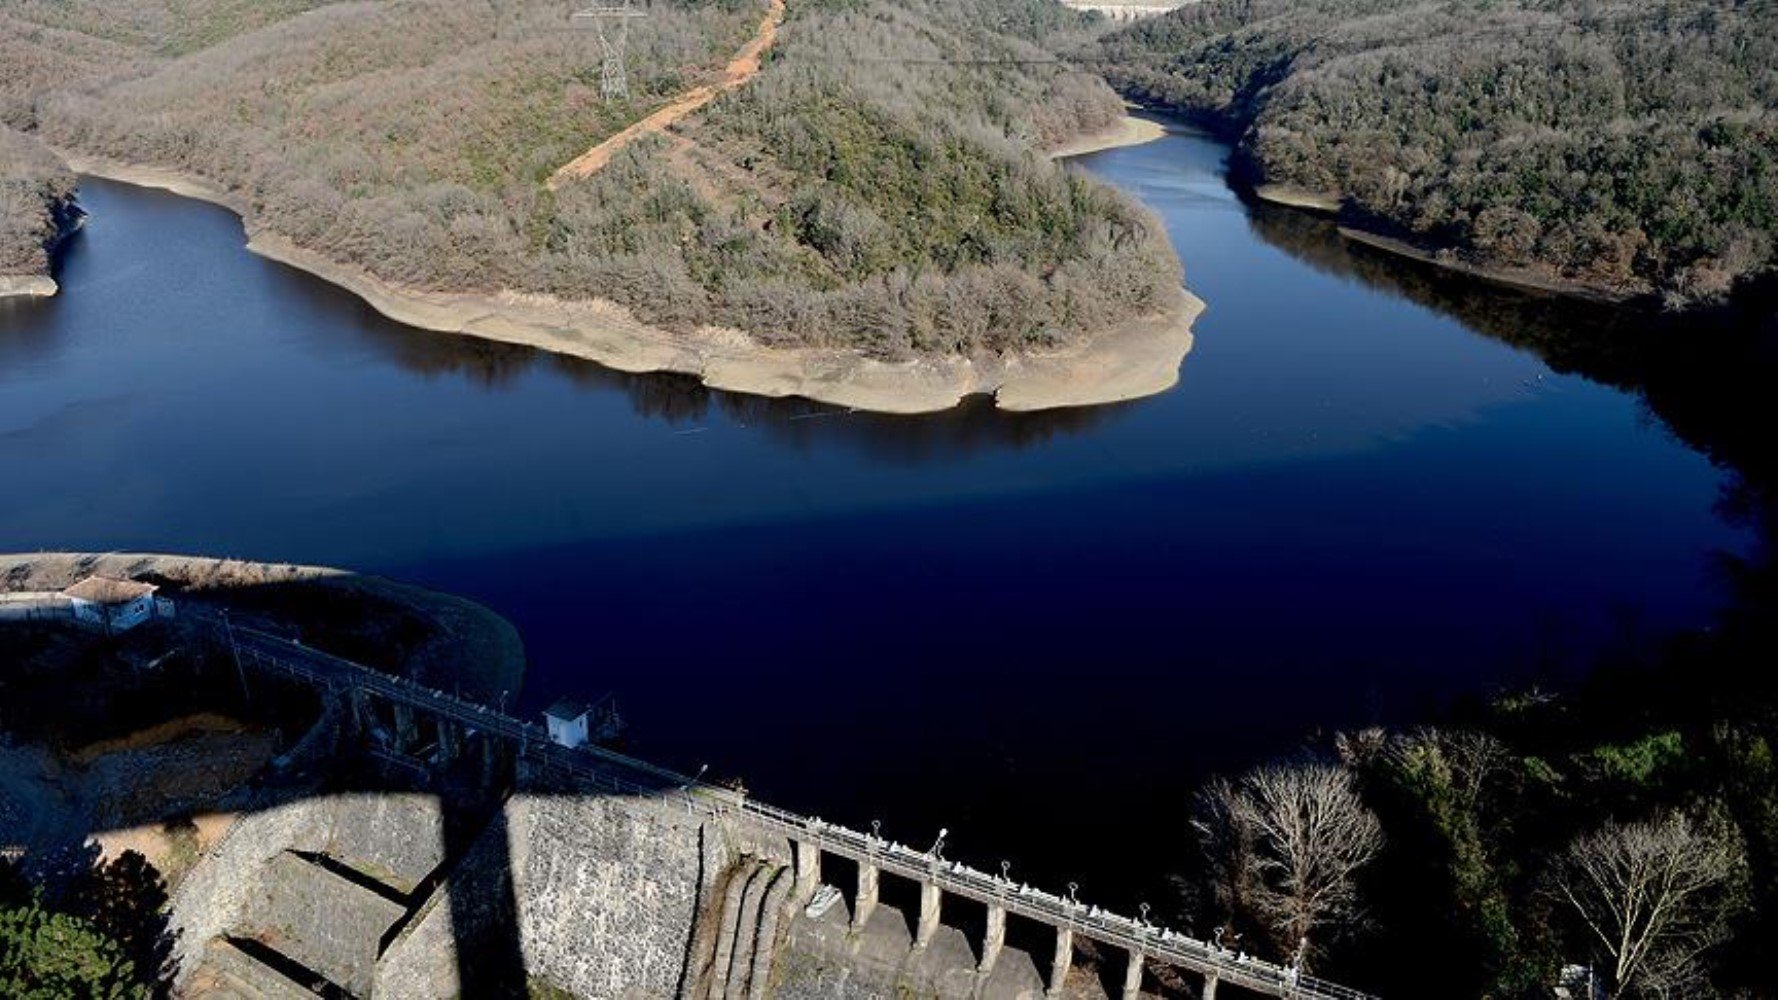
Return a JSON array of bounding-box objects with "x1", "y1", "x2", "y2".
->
[
  {"x1": 346, "y1": 309, "x2": 1137, "y2": 462},
  {"x1": 0, "y1": 229, "x2": 86, "y2": 371},
  {"x1": 1244, "y1": 201, "x2": 1778, "y2": 499}
]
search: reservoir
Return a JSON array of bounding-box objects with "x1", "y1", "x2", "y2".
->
[{"x1": 0, "y1": 122, "x2": 1755, "y2": 908}]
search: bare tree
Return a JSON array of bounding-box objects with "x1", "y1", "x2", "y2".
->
[
  {"x1": 1550, "y1": 809, "x2": 1749, "y2": 997},
  {"x1": 1194, "y1": 761, "x2": 1383, "y2": 966}
]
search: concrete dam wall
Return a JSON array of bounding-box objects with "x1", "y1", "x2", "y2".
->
[{"x1": 174, "y1": 788, "x2": 1108, "y2": 1000}]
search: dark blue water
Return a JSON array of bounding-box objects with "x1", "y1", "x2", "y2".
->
[{"x1": 0, "y1": 125, "x2": 1747, "y2": 905}]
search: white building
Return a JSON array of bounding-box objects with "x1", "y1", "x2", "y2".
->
[
  {"x1": 544, "y1": 699, "x2": 591, "y2": 749},
  {"x1": 61, "y1": 575, "x2": 161, "y2": 633}
]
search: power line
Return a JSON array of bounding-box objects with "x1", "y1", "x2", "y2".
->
[{"x1": 572, "y1": 0, "x2": 648, "y2": 100}]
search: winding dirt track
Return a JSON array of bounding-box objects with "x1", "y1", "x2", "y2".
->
[{"x1": 547, "y1": 0, "x2": 786, "y2": 189}]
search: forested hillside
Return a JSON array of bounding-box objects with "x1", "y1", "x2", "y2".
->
[
  {"x1": 0, "y1": 127, "x2": 78, "y2": 286},
  {"x1": 1, "y1": 0, "x2": 1179, "y2": 355},
  {"x1": 1098, "y1": 0, "x2": 1778, "y2": 305}
]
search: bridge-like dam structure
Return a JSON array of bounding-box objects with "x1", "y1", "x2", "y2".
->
[
  {"x1": 220, "y1": 620, "x2": 1375, "y2": 1000},
  {"x1": 1060, "y1": 0, "x2": 1193, "y2": 22}
]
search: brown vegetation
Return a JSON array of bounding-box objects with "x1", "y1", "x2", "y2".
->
[
  {"x1": 4, "y1": 0, "x2": 1180, "y2": 356},
  {"x1": 0, "y1": 126, "x2": 77, "y2": 281}
]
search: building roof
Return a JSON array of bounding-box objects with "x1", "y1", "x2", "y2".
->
[
  {"x1": 544, "y1": 699, "x2": 589, "y2": 722},
  {"x1": 61, "y1": 575, "x2": 158, "y2": 604}
]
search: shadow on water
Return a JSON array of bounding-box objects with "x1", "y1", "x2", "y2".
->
[
  {"x1": 0, "y1": 226, "x2": 88, "y2": 370},
  {"x1": 244, "y1": 229, "x2": 1137, "y2": 464},
  {"x1": 1240, "y1": 199, "x2": 1778, "y2": 490}
]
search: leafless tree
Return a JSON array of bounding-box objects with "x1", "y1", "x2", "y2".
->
[
  {"x1": 1550, "y1": 809, "x2": 1749, "y2": 997},
  {"x1": 1194, "y1": 761, "x2": 1384, "y2": 966}
]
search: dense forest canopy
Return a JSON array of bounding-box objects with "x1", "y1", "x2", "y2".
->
[
  {"x1": 0, "y1": 0, "x2": 1179, "y2": 353},
  {"x1": 1097, "y1": 0, "x2": 1778, "y2": 306}
]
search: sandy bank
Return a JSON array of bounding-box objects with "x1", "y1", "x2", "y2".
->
[
  {"x1": 1253, "y1": 183, "x2": 1341, "y2": 214},
  {"x1": 0, "y1": 274, "x2": 58, "y2": 299},
  {"x1": 1, "y1": 551, "x2": 526, "y2": 702},
  {"x1": 1049, "y1": 114, "x2": 1168, "y2": 160},
  {"x1": 1337, "y1": 226, "x2": 1638, "y2": 303},
  {"x1": 57, "y1": 150, "x2": 1200, "y2": 414}
]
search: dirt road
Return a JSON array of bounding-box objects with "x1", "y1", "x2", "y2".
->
[{"x1": 547, "y1": 0, "x2": 786, "y2": 189}]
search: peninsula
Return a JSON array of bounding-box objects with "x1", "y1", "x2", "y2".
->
[{"x1": 2, "y1": 0, "x2": 1197, "y2": 412}]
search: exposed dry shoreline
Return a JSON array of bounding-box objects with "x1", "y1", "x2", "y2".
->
[
  {"x1": 1048, "y1": 113, "x2": 1167, "y2": 160},
  {"x1": 0, "y1": 274, "x2": 58, "y2": 299},
  {"x1": 1336, "y1": 226, "x2": 1638, "y2": 303},
  {"x1": 56, "y1": 143, "x2": 1199, "y2": 414},
  {"x1": 1252, "y1": 183, "x2": 1341, "y2": 214},
  {"x1": 1248, "y1": 179, "x2": 1638, "y2": 302}
]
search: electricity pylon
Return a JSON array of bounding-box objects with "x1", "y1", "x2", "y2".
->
[{"x1": 572, "y1": 0, "x2": 647, "y2": 100}]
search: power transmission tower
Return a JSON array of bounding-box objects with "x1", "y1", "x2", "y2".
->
[{"x1": 572, "y1": 0, "x2": 647, "y2": 101}]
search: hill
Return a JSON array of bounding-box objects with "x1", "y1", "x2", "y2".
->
[
  {"x1": 1, "y1": 0, "x2": 1185, "y2": 398},
  {"x1": 0, "y1": 127, "x2": 77, "y2": 296},
  {"x1": 1097, "y1": 0, "x2": 1778, "y2": 306}
]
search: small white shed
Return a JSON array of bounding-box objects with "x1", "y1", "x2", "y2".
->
[
  {"x1": 544, "y1": 699, "x2": 591, "y2": 749},
  {"x1": 61, "y1": 576, "x2": 161, "y2": 633}
]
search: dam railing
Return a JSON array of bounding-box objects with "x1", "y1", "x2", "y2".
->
[{"x1": 216, "y1": 619, "x2": 1377, "y2": 1000}]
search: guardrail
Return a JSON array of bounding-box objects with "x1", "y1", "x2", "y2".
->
[{"x1": 217, "y1": 621, "x2": 1377, "y2": 1000}]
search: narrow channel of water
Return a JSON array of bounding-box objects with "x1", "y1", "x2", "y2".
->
[{"x1": 0, "y1": 123, "x2": 1751, "y2": 906}]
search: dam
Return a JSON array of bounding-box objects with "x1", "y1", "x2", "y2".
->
[
  {"x1": 171, "y1": 616, "x2": 1374, "y2": 999},
  {"x1": 1060, "y1": 1, "x2": 1192, "y2": 21}
]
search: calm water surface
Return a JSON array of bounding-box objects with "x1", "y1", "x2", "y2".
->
[{"x1": 0, "y1": 125, "x2": 1749, "y2": 905}]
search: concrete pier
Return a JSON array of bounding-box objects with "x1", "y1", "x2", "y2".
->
[
  {"x1": 1047, "y1": 927, "x2": 1073, "y2": 997},
  {"x1": 437, "y1": 719, "x2": 462, "y2": 761},
  {"x1": 392, "y1": 703, "x2": 417, "y2": 750},
  {"x1": 348, "y1": 688, "x2": 377, "y2": 738},
  {"x1": 791, "y1": 840, "x2": 820, "y2": 908},
  {"x1": 1123, "y1": 950, "x2": 1145, "y2": 1000},
  {"x1": 1203, "y1": 972, "x2": 1219, "y2": 999},
  {"x1": 978, "y1": 904, "x2": 1006, "y2": 974},
  {"x1": 852, "y1": 863, "x2": 879, "y2": 932},
  {"x1": 913, "y1": 882, "x2": 941, "y2": 950}
]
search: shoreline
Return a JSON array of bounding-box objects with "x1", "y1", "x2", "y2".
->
[
  {"x1": 0, "y1": 274, "x2": 58, "y2": 300},
  {"x1": 1252, "y1": 183, "x2": 1341, "y2": 214},
  {"x1": 1336, "y1": 226, "x2": 1639, "y2": 303},
  {"x1": 0, "y1": 551, "x2": 525, "y2": 702},
  {"x1": 58, "y1": 149, "x2": 1199, "y2": 415},
  {"x1": 1243, "y1": 174, "x2": 1642, "y2": 303},
  {"x1": 1049, "y1": 113, "x2": 1168, "y2": 160}
]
